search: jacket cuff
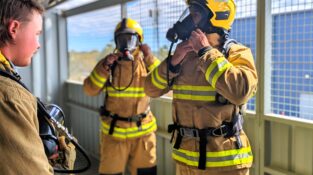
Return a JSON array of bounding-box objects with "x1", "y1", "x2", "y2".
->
[
  {"x1": 147, "y1": 56, "x2": 160, "y2": 72},
  {"x1": 198, "y1": 46, "x2": 213, "y2": 57},
  {"x1": 169, "y1": 62, "x2": 181, "y2": 73},
  {"x1": 199, "y1": 48, "x2": 233, "y2": 88},
  {"x1": 90, "y1": 60, "x2": 110, "y2": 88}
]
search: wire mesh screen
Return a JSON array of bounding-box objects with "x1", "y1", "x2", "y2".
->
[
  {"x1": 271, "y1": 0, "x2": 313, "y2": 120},
  {"x1": 126, "y1": 0, "x2": 186, "y2": 60},
  {"x1": 67, "y1": 5, "x2": 121, "y2": 82},
  {"x1": 156, "y1": 0, "x2": 187, "y2": 59},
  {"x1": 230, "y1": 0, "x2": 257, "y2": 111},
  {"x1": 126, "y1": 0, "x2": 158, "y2": 54}
]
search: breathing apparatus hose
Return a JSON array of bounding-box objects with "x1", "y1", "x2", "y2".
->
[
  {"x1": 37, "y1": 101, "x2": 91, "y2": 174},
  {"x1": 109, "y1": 60, "x2": 134, "y2": 92},
  {"x1": 166, "y1": 41, "x2": 176, "y2": 87}
]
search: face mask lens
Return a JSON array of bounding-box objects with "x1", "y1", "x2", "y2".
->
[
  {"x1": 189, "y1": 4, "x2": 208, "y2": 27},
  {"x1": 116, "y1": 34, "x2": 138, "y2": 52}
]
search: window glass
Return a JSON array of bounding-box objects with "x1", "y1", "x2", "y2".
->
[
  {"x1": 271, "y1": 0, "x2": 313, "y2": 120},
  {"x1": 67, "y1": 5, "x2": 121, "y2": 82}
]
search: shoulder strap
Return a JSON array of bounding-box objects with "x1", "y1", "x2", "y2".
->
[
  {"x1": 0, "y1": 70, "x2": 29, "y2": 90},
  {"x1": 0, "y1": 69, "x2": 55, "y2": 120}
]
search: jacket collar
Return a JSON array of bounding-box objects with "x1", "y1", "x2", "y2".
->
[{"x1": 0, "y1": 51, "x2": 21, "y2": 80}]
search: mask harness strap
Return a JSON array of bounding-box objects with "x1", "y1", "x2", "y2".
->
[{"x1": 0, "y1": 70, "x2": 91, "y2": 174}]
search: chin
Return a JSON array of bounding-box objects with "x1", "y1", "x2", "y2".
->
[{"x1": 14, "y1": 58, "x2": 32, "y2": 67}]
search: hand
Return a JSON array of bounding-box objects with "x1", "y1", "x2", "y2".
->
[
  {"x1": 189, "y1": 29, "x2": 211, "y2": 53},
  {"x1": 171, "y1": 40, "x2": 193, "y2": 66},
  {"x1": 58, "y1": 136, "x2": 76, "y2": 170},
  {"x1": 103, "y1": 53, "x2": 119, "y2": 66},
  {"x1": 140, "y1": 44, "x2": 153, "y2": 58}
]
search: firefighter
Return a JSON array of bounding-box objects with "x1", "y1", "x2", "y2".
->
[
  {"x1": 0, "y1": 0, "x2": 53, "y2": 174},
  {"x1": 145, "y1": 0, "x2": 258, "y2": 175},
  {"x1": 83, "y1": 18, "x2": 159, "y2": 175}
]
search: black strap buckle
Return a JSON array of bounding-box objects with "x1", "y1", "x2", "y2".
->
[
  {"x1": 212, "y1": 125, "x2": 228, "y2": 137},
  {"x1": 168, "y1": 124, "x2": 177, "y2": 133}
]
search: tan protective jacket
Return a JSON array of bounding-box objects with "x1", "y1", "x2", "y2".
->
[
  {"x1": 0, "y1": 53, "x2": 53, "y2": 174},
  {"x1": 83, "y1": 49, "x2": 160, "y2": 139},
  {"x1": 145, "y1": 44, "x2": 258, "y2": 171}
]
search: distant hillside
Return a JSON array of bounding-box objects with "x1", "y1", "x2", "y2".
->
[
  {"x1": 68, "y1": 43, "x2": 167, "y2": 82},
  {"x1": 69, "y1": 50, "x2": 101, "y2": 82},
  {"x1": 69, "y1": 43, "x2": 116, "y2": 82}
]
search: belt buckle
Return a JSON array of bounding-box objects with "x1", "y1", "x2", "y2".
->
[
  {"x1": 180, "y1": 128, "x2": 199, "y2": 137},
  {"x1": 212, "y1": 125, "x2": 227, "y2": 137}
]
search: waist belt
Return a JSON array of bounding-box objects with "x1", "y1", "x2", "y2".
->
[
  {"x1": 168, "y1": 113, "x2": 243, "y2": 170},
  {"x1": 99, "y1": 106, "x2": 149, "y2": 135}
]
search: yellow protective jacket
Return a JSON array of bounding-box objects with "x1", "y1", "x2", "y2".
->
[
  {"x1": 0, "y1": 52, "x2": 53, "y2": 174},
  {"x1": 145, "y1": 44, "x2": 258, "y2": 171},
  {"x1": 83, "y1": 49, "x2": 160, "y2": 139}
]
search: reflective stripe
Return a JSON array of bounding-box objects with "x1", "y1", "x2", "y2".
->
[
  {"x1": 205, "y1": 57, "x2": 232, "y2": 88},
  {"x1": 173, "y1": 85, "x2": 216, "y2": 102},
  {"x1": 151, "y1": 67, "x2": 167, "y2": 89},
  {"x1": 101, "y1": 117, "x2": 157, "y2": 139},
  {"x1": 104, "y1": 87, "x2": 146, "y2": 98},
  {"x1": 172, "y1": 147, "x2": 253, "y2": 167},
  {"x1": 90, "y1": 70, "x2": 106, "y2": 88},
  {"x1": 90, "y1": 76, "x2": 104, "y2": 88},
  {"x1": 148, "y1": 59, "x2": 160, "y2": 72}
]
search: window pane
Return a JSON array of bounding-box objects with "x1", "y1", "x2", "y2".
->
[
  {"x1": 67, "y1": 5, "x2": 121, "y2": 82},
  {"x1": 231, "y1": 0, "x2": 257, "y2": 111},
  {"x1": 126, "y1": 0, "x2": 186, "y2": 98},
  {"x1": 126, "y1": 0, "x2": 186, "y2": 60},
  {"x1": 271, "y1": 0, "x2": 313, "y2": 120}
]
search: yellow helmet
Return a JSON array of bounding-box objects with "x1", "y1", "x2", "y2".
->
[
  {"x1": 186, "y1": 0, "x2": 236, "y2": 30},
  {"x1": 114, "y1": 18, "x2": 143, "y2": 43}
]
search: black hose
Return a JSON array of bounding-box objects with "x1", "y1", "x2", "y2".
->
[
  {"x1": 166, "y1": 41, "x2": 175, "y2": 87},
  {"x1": 110, "y1": 60, "x2": 134, "y2": 91}
]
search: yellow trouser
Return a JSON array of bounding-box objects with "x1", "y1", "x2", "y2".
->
[
  {"x1": 99, "y1": 132, "x2": 156, "y2": 175},
  {"x1": 176, "y1": 163, "x2": 249, "y2": 175}
]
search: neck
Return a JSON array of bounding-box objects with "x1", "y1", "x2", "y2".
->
[{"x1": 0, "y1": 46, "x2": 15, "y2": 62}]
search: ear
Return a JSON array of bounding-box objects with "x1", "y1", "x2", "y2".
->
[{"x1": 8, "y1": 20, "x2": 21, "y2": 39}]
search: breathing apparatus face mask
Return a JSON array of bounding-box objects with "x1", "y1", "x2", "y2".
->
[
  {"x1": 115, "y1": 33, "x2": 139, "y2": 61},
  {"x1": 166, "y1": 3, "x2": 212, "y2": 43}
]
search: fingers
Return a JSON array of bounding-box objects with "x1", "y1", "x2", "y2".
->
[
  {"x1": 140, "y1": 43, "x2": 152, "y2": 57},
  {"x1": 58, "y1": 136, "x2": 67, "y2": 150},
  {"x1": 140, "y1": 44, "x2": 150, "y2": 50},
  {"x1": 105, "y1": 53, "x2": 119, "y2": 65},
  {"x1": 177, "y1": 40, "x2": 193, "y2": 51},
  {"x1": 189, "y1": 29, "x2": 210, "y2": 52},
  {"x1": 171, "y1": 41, "x2": 193, "y2": 66}
]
